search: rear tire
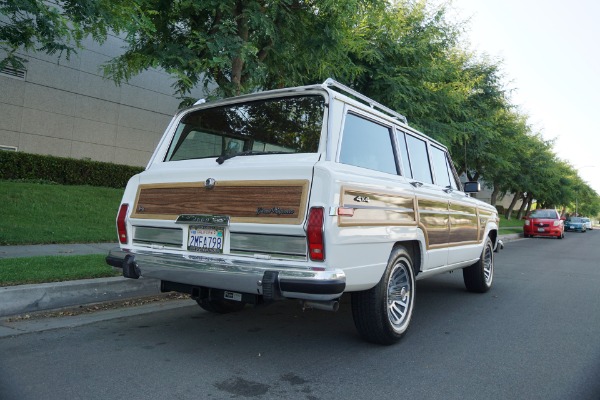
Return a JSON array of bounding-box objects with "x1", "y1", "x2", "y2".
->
[
  {"x1": 463, "y1": 236, "x2": 494, "y2": 293},
  {"x1": 351, "y1": 246, "x2": 416, "y2": 345},
  {"x1": 197, "y1": 298, "x2": 246, "y2": 314}
]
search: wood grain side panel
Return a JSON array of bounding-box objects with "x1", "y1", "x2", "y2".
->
[
  {"x1": 131, "y1": 180, "x2": 308, "y2": 224},
  {"x1": 478, "y1": 209, "x2": 497, "y2": 241},
  {"x1": 448, "y1": 202, "x2": 478, "y2": 243},
  {"x1": 418, "y1": 198, "x2": 449, "y2": 247},
  {"x1": 338, "y1": 187, "x2": 416, "y2": 227}
]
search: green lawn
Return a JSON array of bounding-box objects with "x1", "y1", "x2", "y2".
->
[
  {"x1": 0, "y1": 180, "x2": 123, "y2": 245},
  {"x1": 498, "y1": 215, "x2": 524, "y2": 234},
  {"x1": 0, "y1": 254, "x2": 121, "y2": 286}
]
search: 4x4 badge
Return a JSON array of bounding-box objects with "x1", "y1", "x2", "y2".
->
[{"x1": 354, "y1": 195, "x2": 370, "y2": 203}]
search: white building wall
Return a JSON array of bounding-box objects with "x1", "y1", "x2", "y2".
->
[{"x1": 0, "y1": 35, "x2": 205, "y2": 166}]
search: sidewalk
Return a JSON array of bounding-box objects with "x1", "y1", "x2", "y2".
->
[
  {"x1": 0, "y1": 234, "x2": 523, "y2": 318},
  {"x1": 0, "y1": 242, "x2": 116, "y2": 259}
]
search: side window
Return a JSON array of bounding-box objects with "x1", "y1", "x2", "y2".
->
[
  {"x1": 395, "y1": 130, "x2": 412, "y2": 178},
  {"x1": 430, "y1": 146, "x2": 451, "y2": 188},
  {"x1": 339, "y1": 114, "x2": 398, "y2": 175},
  {"x1": 405, "y1": 134, "x2": 433, "y2": 184}
]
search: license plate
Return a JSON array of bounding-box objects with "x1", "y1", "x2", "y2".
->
[
  {"x1": 538, "y1": 228, "x2": 545, "y2": 232},
  {"x1": 224, "y1": 291, "x2": 242, "y2": 302},
  {"x1": 188, "y1": 225, "x2": 225, "y2": 253}
]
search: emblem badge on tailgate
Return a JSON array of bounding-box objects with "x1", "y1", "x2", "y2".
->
[{"x1": 205, "y1": 178, "x2": 216, "y2": 189}]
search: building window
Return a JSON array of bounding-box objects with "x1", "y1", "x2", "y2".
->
[
  {"x1": 0, "y1": 65, "x2": 26, "y2": 80},
  {"x1": 0, "y1": 145, "x2": 18, "y2": 151}
]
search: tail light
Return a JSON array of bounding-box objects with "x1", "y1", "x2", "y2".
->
[
  {"x1": 306, "y1": 207, "x2": 325, "y2": 261},
  {"x1": 117, "y1": 204, "x2": 129, "y2": 244}
]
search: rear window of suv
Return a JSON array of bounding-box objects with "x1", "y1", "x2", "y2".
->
[
  {"x1": 165, "y1": 95, "x2": 325, "y2": 161},
  {"x1": 529, "y1": 210, "x2": 558, "y2": 219}
]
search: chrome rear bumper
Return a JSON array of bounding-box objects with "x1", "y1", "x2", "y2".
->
[{"x1": 106, "y1": 247, "x2": 345, "y2": 301}]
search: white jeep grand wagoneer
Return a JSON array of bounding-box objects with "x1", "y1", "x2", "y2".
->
[{"x1": 107, "y1": 79, "x2": 500, "y2": 345}]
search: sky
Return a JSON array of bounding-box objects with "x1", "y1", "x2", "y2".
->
[{"x1": 445, "y1": 0, "x2": 600, "y2": 195}]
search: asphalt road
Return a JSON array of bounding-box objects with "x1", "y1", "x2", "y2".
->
[{"x1": 1, "y1": 232, "x2": 599, "y2": 400}]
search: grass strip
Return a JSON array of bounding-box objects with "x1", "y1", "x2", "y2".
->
[
  {"x1": 0, "y1": 180, "x2": 123, "y2": 245},
  {"x1": 0, "y1": 254, "x2": 121, "y2": 286},
  {"x1": 498, "y1": 215, "x2": 524, "y2": 234}
]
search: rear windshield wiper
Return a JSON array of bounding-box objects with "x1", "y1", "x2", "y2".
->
[{"x1": 216, "y1": 150, "x2": 289, "y2": 164}]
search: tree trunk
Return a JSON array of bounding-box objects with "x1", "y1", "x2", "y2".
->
[
  {"x1": 525, "y1": 194, "x2": 534, "y2": 215},
  {"x1": 516, "y1": 193, "x2": 530, "y2": 219},
  {"x1": 490, "y1": 184, "x2": 500, "y2": 206},
  {"x1": 231, "y1": 2, "x2": 249, "y2": 96},
  {"x1": 466, "y1": 171, "x2": 480, "y2": 182},
  {"x1": 505, "y1": 191, "x2": 523, "y2": 220}
]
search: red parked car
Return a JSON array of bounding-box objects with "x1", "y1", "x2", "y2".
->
[{"x1": 523, "y1": 209, "x2": 565, "y2": 239}]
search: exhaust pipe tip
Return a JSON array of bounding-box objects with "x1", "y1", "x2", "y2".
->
[{"x1": 301, "y1": 300, "x2": 339, "y2": 312}]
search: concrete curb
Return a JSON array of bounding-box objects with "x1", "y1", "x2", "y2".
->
[
  {"x1": 499, "y1": 233, "x2": 523, "y2": 242},
  {"x1": 0, "y1": 276, "x2": 161, "y2": 318}
]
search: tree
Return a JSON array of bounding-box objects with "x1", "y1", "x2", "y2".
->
[
  {"x1": 484, "y1": 109, "x2": 529, "y2": 206},
  {"x1": 7, "y1": 0, "x2": 590, "y2": 212},
  {"x1": 101, "y1": 0, "x2": 379, "y2": 102},
  {"x1": 0, "y1": 0, "x2": 140, "y2": 70},
  {"x1": 503, "y1": 133, "x2": 554, "y2": 218}
]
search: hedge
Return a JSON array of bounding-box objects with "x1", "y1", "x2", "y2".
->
[{"x1": 0, "y1": 151, "x2": 145, "y2": 188}]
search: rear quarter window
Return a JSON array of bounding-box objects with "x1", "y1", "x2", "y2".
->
[{"x1": 338, "y1": 114, "x2": 398, "y2": 175}]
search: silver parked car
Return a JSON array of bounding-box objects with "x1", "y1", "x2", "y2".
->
[{"x1": 581, "y1": 217, "x2": 593, "y2": 230}]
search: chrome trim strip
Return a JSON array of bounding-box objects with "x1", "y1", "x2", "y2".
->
[{"x1": 342, "y1": 205, "x2": 415, "y2": 212}]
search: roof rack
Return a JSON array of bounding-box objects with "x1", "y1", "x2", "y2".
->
[{"x1": 323, "y1": 78, "x2": 408, "y2": 125}]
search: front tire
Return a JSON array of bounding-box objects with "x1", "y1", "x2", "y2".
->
[
  {"x1": 351, "y1": 246, "x2": 416, "y2": 345},
  {"x1": 463, "y1": 236, "x2": 494, "y2": 293}
]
